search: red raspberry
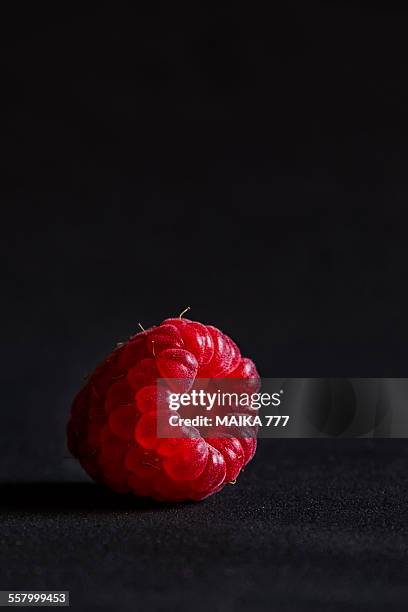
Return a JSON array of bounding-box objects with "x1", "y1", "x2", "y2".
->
[{"x1": 67, "y1": 313, "x2": 260, "y2": 502}]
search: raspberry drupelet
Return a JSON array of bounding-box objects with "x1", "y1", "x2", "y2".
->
[{"x1": 67, "y1": 312, "x2": 260, "y2": 501}]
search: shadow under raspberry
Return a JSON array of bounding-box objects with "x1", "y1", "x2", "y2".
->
[{"x1": 0, "y1": 482, "x2": 187, "y2": 513}]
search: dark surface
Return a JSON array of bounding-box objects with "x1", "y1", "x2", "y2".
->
[
  {"x1": 2, "y1": 1, "x2": 408, "y2": 610},
  {"x1": 2, "y1": 440, "x2": 408, "y2": 611}
]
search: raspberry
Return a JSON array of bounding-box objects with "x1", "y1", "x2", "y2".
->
[{"x1": 67, "y1": 314, "x2": 260, "y2": 502}]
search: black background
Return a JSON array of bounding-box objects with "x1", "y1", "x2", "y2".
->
[{"x1": 1, "y1": 2, "x2": 408, "y2": 610}]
